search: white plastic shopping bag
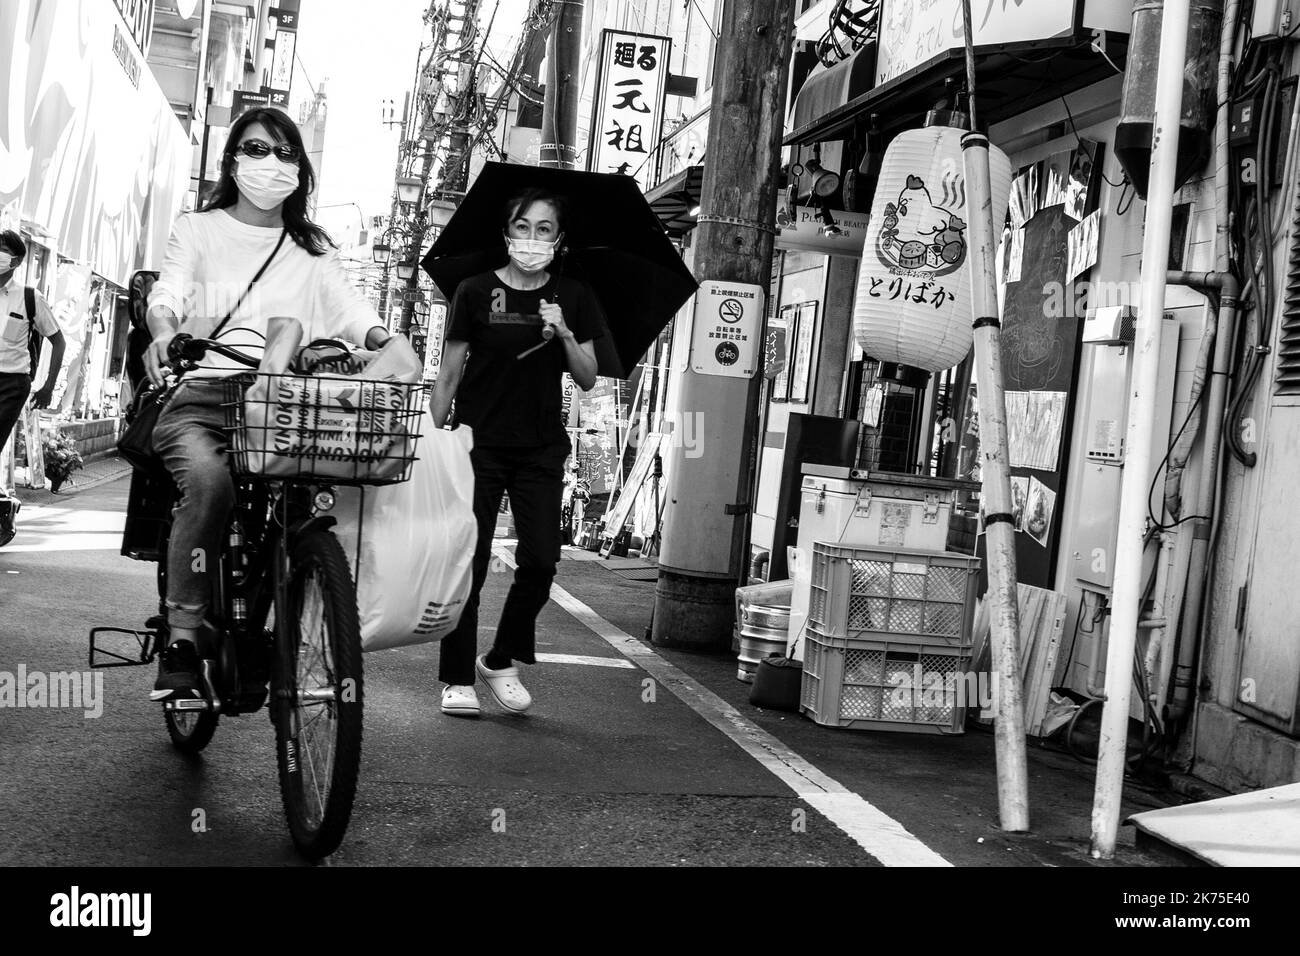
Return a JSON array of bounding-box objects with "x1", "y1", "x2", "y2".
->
[{"x1": 335, "y1": 415, "x2": 477, "y2": 651}]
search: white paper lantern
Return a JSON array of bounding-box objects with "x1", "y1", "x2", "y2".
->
[{"x1": 853, "y1": 124, "x2": 1012, "y2": 372}]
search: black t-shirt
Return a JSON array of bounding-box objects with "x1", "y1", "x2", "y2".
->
[{"x1": 446, "y1": 270, "x2": 605, "y2": 446}]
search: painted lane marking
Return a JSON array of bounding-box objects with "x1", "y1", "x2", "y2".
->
[
  {"x1": 534, "y1": 652, "x2": 637, "y2": 669},
  {"x1": 496, "y1": 545, "x2": 952, "y2": 867}
]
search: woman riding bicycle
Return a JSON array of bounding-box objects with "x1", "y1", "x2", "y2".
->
[{"x1": 145, "y1": 107, "x2": 393, "y2": 701}]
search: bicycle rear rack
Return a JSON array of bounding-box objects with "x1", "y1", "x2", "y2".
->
[{"x1": 88, "y1": 626, "x2": 162, "y2": 669}]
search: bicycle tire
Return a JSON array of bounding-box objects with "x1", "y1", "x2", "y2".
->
[
  {"x1": 164, "y1": 707, "x2": 219, "y2": 753},
  {"x1": 272, "y1": 530, "x2": 363, "y2": 860}
]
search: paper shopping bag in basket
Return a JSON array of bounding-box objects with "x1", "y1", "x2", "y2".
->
[
  {"x1": 334, "y1": 418, "x2": 477, "y2": 651},
  {"x1": 234, "y1": 374, "x2": 422, "y2": 483}
]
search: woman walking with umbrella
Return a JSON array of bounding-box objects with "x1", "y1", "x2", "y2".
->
[{"x1": 430, "y1": 188, "x2": 603, "y2": 716}]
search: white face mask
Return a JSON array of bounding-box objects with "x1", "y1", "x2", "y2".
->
[
  {"x1": 0, "y1": 253, "x2": 13, "y2": 274},
  {"x1": 234, "y1": 153, "x2": 300, "y2": 210},
  {"x1": 506, "y1": 236, "x2": 558, "y2": 274}
]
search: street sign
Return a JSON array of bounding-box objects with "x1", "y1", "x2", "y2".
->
[
  {"x1": 232, "y1": 90, "x2": 270, "y2": 117},
  {"x1": 261, "y1": 85, "x2": 290, "y2": 109},
  {"x1": 690, "y1": 279, "x2": 763, "y2": 378},
  {"x1": 403, "y1": 290, "x2": 425, "y2": 302}
]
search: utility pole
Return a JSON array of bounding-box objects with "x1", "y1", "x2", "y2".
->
[
  {"x1": 651, "y1": 0, "x2": 794, "y2": 650},
  {"x1": 960, "y1": 0, "x2": 1029, "y2": 832},
  {"x1": 396, "y1": 0, "x2": 484, "y2": 338},
  {"x1": 539, "y1": 0, "x2": 584, "y2": 169}
]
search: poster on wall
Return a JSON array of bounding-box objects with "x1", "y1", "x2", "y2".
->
[{"x1": 787, "y1": 301, "x2": 817, "y2": 404}]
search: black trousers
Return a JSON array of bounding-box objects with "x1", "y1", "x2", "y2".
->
[
  {"x1": 0, "y1": 374, "x2": 31, "y2": 458},
  {"x1": 438, "y1": 440, "x2": 569, "y2": 686}
]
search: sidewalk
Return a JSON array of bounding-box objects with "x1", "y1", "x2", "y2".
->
[
  {"x1": 546, "y1": 548, "x2": 1176, "y2": 867},
  {"x1": 10, "y1": 453, "x2": 134, "y2": 504}
]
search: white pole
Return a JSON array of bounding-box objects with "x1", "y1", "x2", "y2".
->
[
  {"x1": 960, "y1": 0, "x2": 1029, "y2": 832},
  {"x1": 1090, "y1": 0, "x2": 1190, "y2": 859}
]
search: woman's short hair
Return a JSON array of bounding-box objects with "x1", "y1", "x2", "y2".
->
[
  {"x1": 0, "y1": 230, "x2": 26, "y2": 259},
  {"x1": 504, "y1": 189, "x2": 568, "y2": 236}
]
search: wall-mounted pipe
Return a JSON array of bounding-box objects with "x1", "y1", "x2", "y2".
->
[{"x1": 1163, "y1": 0, "x2": 1242, "y2": 736}]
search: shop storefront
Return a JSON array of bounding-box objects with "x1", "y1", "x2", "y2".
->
[{"x1": 0, "y1": 0, "x2": 192, "y2": 476}]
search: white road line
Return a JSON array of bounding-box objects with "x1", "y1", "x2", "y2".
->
[
  {"x1": 534, "y1": 652, "x2": 637, "y2": 669},
  {"x1": 497, "y1": 546, "x2": 952, "y2": 867}
]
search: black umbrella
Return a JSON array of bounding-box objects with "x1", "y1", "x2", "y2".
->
[{"x1": 421, "y1": 162, "x2": 698, "y2": 379}]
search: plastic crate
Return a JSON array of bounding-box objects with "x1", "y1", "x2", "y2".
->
[
  {"x1": 807, "y1": 543, "x2": 981, "y2": 648},
  {"x1": 800, "y1": 626, "x2": 973, "y2": 735}
]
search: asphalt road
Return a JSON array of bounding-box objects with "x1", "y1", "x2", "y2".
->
[{"x1": 0, "y1": 477, "x2": 874, "y2": 866}]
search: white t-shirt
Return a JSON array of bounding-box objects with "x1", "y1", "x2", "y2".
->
[
  {"x1": 0, "y1": 277, "x2": 58, "y2": 376},
  {"x1": 148, "y1": 208, "x2": 380, "y2": 378}
]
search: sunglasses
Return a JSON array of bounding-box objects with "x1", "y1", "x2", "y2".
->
[{"x1": 235, "y1": 139, "x2": 302, "y2": 163}]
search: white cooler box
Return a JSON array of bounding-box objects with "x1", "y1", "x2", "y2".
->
[{"x1": 787, "y1": 468, "x2": 970, "y2": 661}]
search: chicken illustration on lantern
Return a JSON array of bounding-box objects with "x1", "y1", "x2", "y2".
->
[
  {"x1": 853, "y1": 117, "x2": 1012, "y2": 373},
  {"x1": 879, "y1": 174, "x2": 968, "y2": 275}
]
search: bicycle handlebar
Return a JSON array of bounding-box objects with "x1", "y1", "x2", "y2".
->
[{"x1": 166, "y1": 333, "x2": 260, "y2": 372}]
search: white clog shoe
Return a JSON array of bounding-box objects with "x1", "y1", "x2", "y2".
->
[{"x1": 475, "y1": 655, "x2": 533, "y2": 714}]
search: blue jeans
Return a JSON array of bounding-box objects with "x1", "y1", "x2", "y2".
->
[{"x1": 152, "y1": 379, "x2": 236, "y2": 630}]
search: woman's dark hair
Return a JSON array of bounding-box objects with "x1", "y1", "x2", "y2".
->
[
  {"x1": 201, "y1": 107, "x2": 333, "y2": 256},
  {"x1": 0, "y1": 229, "x2": 26, "y2": 259},
  {"x1": 503, "y1": 189, "x2": 568, "y2": 239}
]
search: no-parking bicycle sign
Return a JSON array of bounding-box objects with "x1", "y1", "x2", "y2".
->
[{"x1": 690, "y1": 279, "x2": 764, "y2": 378}]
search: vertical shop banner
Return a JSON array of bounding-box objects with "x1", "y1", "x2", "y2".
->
[
  {"x1": 586, "y1": 31, "x2": 671, "y2": 189},
  {"x1": 270, "y1": 30, "x2": 297, "y2": 92},
  {"x1": 422, "y1": 303, "x2": 447, "y2": 383},
  {"x1": 690, "y1": 280, "x2": 764, "y2": 378},
  {"x1": 47, "y1": 264, "x2": 95, "y2": 415}
]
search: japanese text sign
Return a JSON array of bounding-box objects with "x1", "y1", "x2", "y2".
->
[
  {"x1": 691, "y1": 280, "x2": 764, "y2": 378},
  {"x1": 587, "y1": 30, "x2": 671, "y2": 190}
]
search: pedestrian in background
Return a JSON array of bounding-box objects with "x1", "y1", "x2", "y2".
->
[
  {"x1": 429, "y1": 189, "x2": 603, "y2": 717},
  {"x1": 0, "y1": 229, "x2": 66, "y2": 545}
]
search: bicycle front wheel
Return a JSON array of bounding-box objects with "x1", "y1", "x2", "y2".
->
[{"x1": 272, "y1": 530, "x2": 363, "y2": 860}]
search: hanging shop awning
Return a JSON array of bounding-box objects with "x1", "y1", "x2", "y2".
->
[
  {"x1": 645, "y1": 164, "x2": 704, "y2": 239},
  {"x1": 789, "y1": 43, "x2": 877, "y2": 135},
  {"x1": 784, "y1": 32, "x2": 1131, "y2": 146}
]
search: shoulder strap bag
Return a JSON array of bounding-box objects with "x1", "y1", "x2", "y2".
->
[{"x1": 118, "y1": 229, "x2": 288, "y2": 476}]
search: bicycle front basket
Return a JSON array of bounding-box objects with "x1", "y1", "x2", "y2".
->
[{"x1": 223, "y1": 373, "x2": 425, "y2": 485}]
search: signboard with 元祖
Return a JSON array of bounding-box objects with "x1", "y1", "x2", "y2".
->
[
  {"x1": 874, "y1": 0, "x2": 1078, "y2": 88},
  {"x1": 586, "y1": 30, "x2": 671, "y2": 190},
  {"x1": 690, "y1": 280, "x2": 764, "y2": 378}
]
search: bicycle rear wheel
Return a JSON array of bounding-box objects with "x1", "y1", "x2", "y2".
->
[
  {"x1": 164, "y1": 706, "x2": 219, "y2": 753},
  {"x1": 271, "y1": 530, "x2": 363, "y2": 860}
]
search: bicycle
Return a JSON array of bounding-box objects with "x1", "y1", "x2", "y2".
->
[{"x1": 91, "y1": 332, "x2": 425, "y2": 860}]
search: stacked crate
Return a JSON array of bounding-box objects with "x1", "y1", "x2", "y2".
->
[{"x1": 801, "y1": 544, "x2": 982, "y2": 735}]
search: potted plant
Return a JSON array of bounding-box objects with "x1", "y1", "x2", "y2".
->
[{"x1": 42, "y1": 429, "x2": 84, "y2": 493}]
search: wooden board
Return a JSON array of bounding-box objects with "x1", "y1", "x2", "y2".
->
[
  {"x1": 1129, "y1": 782, "x2": 1300, "y2": 867},
  {"x1": 970, "y1": 583, "x2": 1068, "y2": 736}
]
